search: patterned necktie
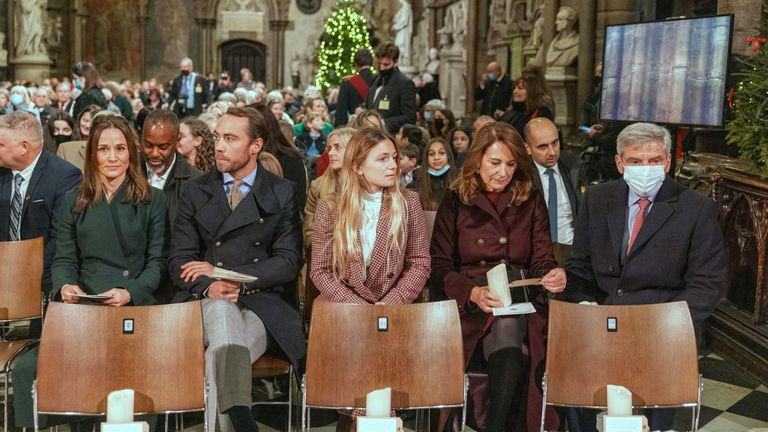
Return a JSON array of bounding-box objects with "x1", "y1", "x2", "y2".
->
[
  {"x1": 228, "y1": 179, "x2": 244, "y2": 210},
  {"x1": 9, "y1": 174, "x2": 24, "y2": 241},
  {"x1": 545, "y1": 168, "x2": 558, "y2": 243},
  {"x1": 627, "y1": 197, "x2": 651, "y2": 255}
]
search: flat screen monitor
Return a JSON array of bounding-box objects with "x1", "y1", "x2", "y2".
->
[{"x1": 600, "y1": 15, "x2": 733, "y2": 128}]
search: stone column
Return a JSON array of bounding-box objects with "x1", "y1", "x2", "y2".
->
[
  {"x1": 541, "y1": 0, "x2": 558, "y2": 70},
  {"x1": 270, "y1": 19, "x2": 290, "y2": 88},
  {"x1": 196, "y1": 17, "x2": 215, "y2": 77},
  {"x1": 719, "y1": 0, "x2": 762, "y2": 57},
  {"x1": 576, "y1": 0, "x2": 596, "y2": 113},
  {"x1": 137, "y1": 14, "x2": 149, "y2": 81},
  {"x1": 545, "y1": 66, "x2": 577, "y2": 137},
  {"x1": 464, "y1": 0, "x2": 478, "y2": 114}
]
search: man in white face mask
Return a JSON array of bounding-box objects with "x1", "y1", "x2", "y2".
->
[{"x1": 563, "y1": 122, "x2": 725, "y2": 432}]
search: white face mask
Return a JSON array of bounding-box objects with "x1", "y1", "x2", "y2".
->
[{"x1": 622, "y1": 165, "x2": 666, "y2": 197}]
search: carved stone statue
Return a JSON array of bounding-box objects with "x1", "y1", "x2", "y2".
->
[
  {"x1": 545, "y1": 6, "x2": 579, "y2": 68},
  {"x1": 439, "y1": 0, "x2": 467, "y2": 51},
  {"x1": 15, "y1": 0, "x2": 47, "y2": 57},
  {"x1": 234, "y1": 0, "x2": 253, "y2": 11},
  {"x1": 392, "y1": 0, "x2": 413, "y2": 66},
  {"x1": 423, "y1": 48, "x2": 439, "y2": 74},
  {"x1": 0, "y1": 32, "x2": 7, "y2": 67},
  {"x1": 46, "y1": 16, "x2": 64, "y2": 47},
  {"x1": 486, "y1": 0, "x2": 507, "y2": 53}
]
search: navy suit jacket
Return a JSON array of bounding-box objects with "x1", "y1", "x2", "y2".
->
[
  {"x1": 0, "y1": 150, "x2": 82, "y2": 293},
  {"x1": 565, "y1": 176, "x2": 725, "y2": 340},
  {"x1": 169, "y1": 164, "x2": 305, "y2": 367}
]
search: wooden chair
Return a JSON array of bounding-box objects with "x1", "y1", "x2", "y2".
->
[
  {"x1": 302, "y1": 300, "x2": 467, "y2": 431},
  {"x1": 251, "y1": 355, "x2": 295, "y2": 431},
  {"x1": 34, "y1": 301, "x2": 206, "y2": 431},
  {"x1": 0, "y1": 237, "x2": 44, "y2": 432},
  {"x1": 541, "y1": 300, "x2": 703, "y2": 432}
]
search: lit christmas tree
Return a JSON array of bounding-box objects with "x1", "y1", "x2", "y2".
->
[
  {"x1": 726, "y1": 1, "x2": 768, "y2": 171},
  {"x1": 314, "y1": 0, "x2": 374, "y2": 91}
]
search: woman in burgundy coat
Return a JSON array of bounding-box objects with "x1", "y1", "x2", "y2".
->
[{"x1": 431, "y1": 121, "x2": 565, "y2": 432}]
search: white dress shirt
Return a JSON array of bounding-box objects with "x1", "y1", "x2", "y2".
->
[
  {"x1": 361, "y1": 191, "x2": 383, "y2": 279},
  {"x1": 146, "y1": 154, "x2": 176, "y2": 190},
  {"x1": 535, "y1": 161, "x2": 574, "y2": 245},
  {"x1": 10, "y1": 150, "x2": 43, "y2": 206}
]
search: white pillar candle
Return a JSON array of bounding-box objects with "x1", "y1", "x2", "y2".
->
[
  {"x1": 106, "y1": 389, "x2": 135, "y2": 424},
  {"x1": 365, "y1": 387, "x2": 391, "y2": 418},
  {"x1": 606, "y1": 385, "x2": 632, "y2": 417}
]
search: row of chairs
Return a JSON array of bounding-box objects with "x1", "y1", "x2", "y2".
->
[{"x1": 1, "y1": 238, "x2": 704, "y2": 432}]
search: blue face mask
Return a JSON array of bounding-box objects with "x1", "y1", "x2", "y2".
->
[
  {"x1": 10, "y1": 94, "x2": 24, "y2": 107},
  {"x1": 428, "y1": 164, "x2": 451, "y2": 177},
  {"x1": 74, "y1": 80, "x2": 83, "y2": 90},
  {"x1": 423, "y1": 111, "x2": 433, "y2": 122},
  {"x1": 488, "y1": 73, "x2": 497, "y2": 81}
]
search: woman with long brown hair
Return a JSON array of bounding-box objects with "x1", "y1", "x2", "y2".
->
[
  {"x1": 431, "y1": 121, "x2": 565, "y2": 432},
  {"x1": 56, "y1": 114, "x2": 167, "y2": 305},
  {"x1": 72, "y1": 61, "x2": 109, "y2": 119},
  {"x1": 501, "y1": 65, "x2": 555, "y2": 136}
]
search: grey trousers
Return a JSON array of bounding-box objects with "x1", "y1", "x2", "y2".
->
[{"x1": 203, "y1": 299, "x2": 268, "y2": 432}]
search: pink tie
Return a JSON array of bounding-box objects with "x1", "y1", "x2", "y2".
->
[{"x1": 627, "y1": 198, "x2": 650, "y2": 255}]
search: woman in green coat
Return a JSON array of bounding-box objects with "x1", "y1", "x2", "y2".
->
[{"x1": 13, "y1": 114, "x2": 168, "y2": 429}]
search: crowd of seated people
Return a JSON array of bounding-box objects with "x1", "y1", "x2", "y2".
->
[{"x1": 0, "y1": 39, "x2": 726, "y2": 432}]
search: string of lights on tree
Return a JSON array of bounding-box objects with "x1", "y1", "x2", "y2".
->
[
  {"x1": 313, "y1": 0, "x2": 374, "y2": 91},
  {"x1": 726, "y1": 1, "x2": 768, "y2": 170}
]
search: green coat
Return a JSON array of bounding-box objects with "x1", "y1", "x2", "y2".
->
[{"x1": 51, "y1": 184, "x2": 168, "y2": 306}]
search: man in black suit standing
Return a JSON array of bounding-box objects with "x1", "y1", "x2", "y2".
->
[
  {"x1": 334, "y1": 49, "x2": 374, "y2": 127},
  {"x1": 169, "y1": 57, "x2": 212, "y2": 117},
  {"x1": 0, "y1": 112, "x2": 81, "y2": 303},
  {"x1": 169, "y1": 107, "x2": 304, "y2": 432},
  {"x1": 564, "y1": 122, "x2": 725, "y2": 432},
  {"x1": 474, "y1": 61, "x2": 512, "y2": 118},
  {"x1": 364, "y1": 42, "x2": 417, "y2": 134},
  {"x1": 524, "y1": 117, "x2": 579, "y2": 262}
]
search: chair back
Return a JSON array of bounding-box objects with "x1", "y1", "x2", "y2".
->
[
  {"x1": 545, "y1": 300, "x2": 700, "y2": 408},
  {"x1": 0, "y1": 237, "x2": 43, "y2": 321},
  {"x1": 36, "y1": 301, "x2": 205, "y2": 415},
  {"x1": 305, "y1": 300, "x2": 464, "y2": 409}
]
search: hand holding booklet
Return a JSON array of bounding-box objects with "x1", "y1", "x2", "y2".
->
[
  {"x1": 71, "y1": 293, "x2": 112, "y2": 300},
  {"x1": 210, "y1": 267, "x2": 258, "y2": 283},
  {"x1": 486, "y1": 263, "x2": 540, "y2": 316}
]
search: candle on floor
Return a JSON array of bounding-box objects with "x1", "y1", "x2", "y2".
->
[
  {"x1": 365, "y1": 387, "x2": 391, "y2": 418},
  {"x1": 606, "y1": 385, "x2": 632, "y2": 417},
  {"x1": 106, "y1": 389, "x2": 135, "y2": 424}
]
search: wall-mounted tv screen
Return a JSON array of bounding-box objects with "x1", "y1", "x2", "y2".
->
[{"x1": 600, "y1": 15, "x2": 733, "y2": 128}]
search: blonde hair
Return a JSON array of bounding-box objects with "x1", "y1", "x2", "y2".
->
[
  {"x1": 258, "y1": 151, "x2": 283, "y2": 177},
  {"x1": 330, "y1": 127, "x2": 406, "y2": 279}
]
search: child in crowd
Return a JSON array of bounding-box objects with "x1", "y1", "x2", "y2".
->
[
  {"x1": 295, "y1": 111, "x2": 327, "y2": 179},
  {"x1": 399, "y1": 143, "x2": 420, "y2": 188},
  {"x1": 411, "y1": 137, "x2": 457, "y2": 211}
]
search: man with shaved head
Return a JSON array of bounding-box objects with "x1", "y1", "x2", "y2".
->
[
  {"x1": 474, "y1": 61, "x2": 512, "y2": 118},
  {"x1": 524, "y1": 117, "x2": 579, "y2": 256}
]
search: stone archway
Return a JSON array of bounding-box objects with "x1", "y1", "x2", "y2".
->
[{"x1": 197, "y1": 0, "x2": 289, "y2": 88}]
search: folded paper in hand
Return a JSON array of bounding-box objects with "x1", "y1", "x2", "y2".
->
[
  {"x1": 71, "y1": 293, "x2": 112, "y2": 300},
  {"x1": 486, "y1": 264, "x2": 540, "y2": 316},
  {"x1": 210, "y1": 268, "x2": 258, "y2": 283}
]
